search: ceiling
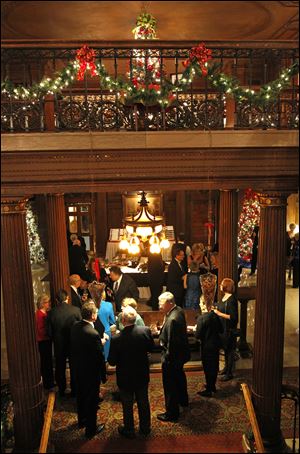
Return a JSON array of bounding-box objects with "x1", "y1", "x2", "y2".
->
[{"x1": 1, "y1": 1, "x2": 299, "y2": 41}]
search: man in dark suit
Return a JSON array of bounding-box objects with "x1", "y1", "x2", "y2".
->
[
  {"x1": 157, "y1": 292, "x2": 190, "y2": 422},
  {"x1": 108, "y1": 305, "x2": 154, "y2": 438},
  {"x1": 69, "y1": 274, "x2": 83, "y2": 310},
  {"x1": 171, "y1": 232, "x2": 190, "y2": 273},
  {"x1": 109, "y1": 266, "x2": 139, "y2": 312},
  {"x1": 167, "y1": 247, "x2": 186, "y2": 307},
  {"x1": 195, "y1": 304, "x2": 223, "y2": 397},
  {"x1": 70, "y1": 301, "x2": 106, "y2": 439},
  {"x1": 47, "y1": 289, "x2": 82, "y2": 397}
]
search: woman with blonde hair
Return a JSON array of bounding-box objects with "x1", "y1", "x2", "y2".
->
[
  {"x1": 188, "y1": 243, "x2": 210, "y2": 274},
  {"x1": 113, "y1": 298, "x2": 145, "y2": 333},
  {"x1": 35, "y1": 294, "x2": 55, "y2": 390},
  {"x1": 213, "y1": 278, "x2": 238, "y2": 381},
  {"x1": 89, "y1": 282, "x2": 115, "y2": 361}
]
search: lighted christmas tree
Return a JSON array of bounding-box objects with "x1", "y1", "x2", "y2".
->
[
  {"x1": 237, "y1": 188, "x2": 261, "y2": 264},
  {"x1": 26, "y1": 203, "x2": 45, "y2": 265}
]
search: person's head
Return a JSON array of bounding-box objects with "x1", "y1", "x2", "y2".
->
[
  {"x1": 55, "y1": 289, "x2": 69, "y2": 305},
  {"x1": 89, "y1": 282, "x2": 106, "y2": 308},
  {"x1": 110, "y1": 266, "x2": 122, "y2": 282},
  {"x1": 81, "y1": 301, "x2": 98, "y2": 322},
  {"x1": 191, "y1": 243, "x2": 202, "y2": 256},
  {"x1": 121, "y1": 297, "x2": 137, "y2": 310},
  {"x1": 189, "y1": 260, "x2": 199, "y2": 273},
  {"x1": 121, "y1": 305, "x2": 137, "y2": 327},
  {"x1": 68, "y1": 274, "x2": 81, "y2": 288},
  {"x1": 289, "y1": 223, "x2": 296, "y2": 232},
  {"x1": 178, "y1": 232, "x2": 185, "y2": 242},
  {"x1": 158, "y1": 291, "x2": 176, "y2": 313},
  {"x1": 220, "y1": 278, "x2": 235, "y2": 294},
  {"x1": 36, "y1": 294, "x2": 51, "y2": 311},
  {"x1": 80, "y1": 279, "x2": 88, "y2": 289},
  {"x1": 174, "y1": 248, "x2": 185, "y2": 262},
  {"x1": 70, "y1": 233, "x2": 78, "y2": 242}
]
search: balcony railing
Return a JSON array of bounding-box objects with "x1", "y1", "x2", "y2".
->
[{"x1": 1, "y1": 40, "x2": 299, "y2": 132}]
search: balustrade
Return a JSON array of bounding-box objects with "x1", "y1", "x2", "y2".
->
[{"x1": 1, "y1": 42, "x2": 298, "y2": 132}]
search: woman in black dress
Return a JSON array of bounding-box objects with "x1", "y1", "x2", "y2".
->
[{"x1": 213, "y1": 278, "x2": 238, "y2": 381}]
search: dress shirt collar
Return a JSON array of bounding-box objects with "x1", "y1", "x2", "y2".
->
[
  {"x1": 114, "y1": 275, "x2": 122, "y2": 288},
  {"x1": 175, "y1": 258, "x2": 183, "y2": 269},
  {"x1": 71, "y1": 285, "x2": 79, "y2": 294},
  {"x1": 83, "y1": 319, "x2": 94, "y2": 328}
]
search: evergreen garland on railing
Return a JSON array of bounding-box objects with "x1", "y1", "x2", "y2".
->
[{"x1": 1, "y1": 44, "x2": 298, "y2": 108}]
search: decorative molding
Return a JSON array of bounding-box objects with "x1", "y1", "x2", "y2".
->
[
  {"x1": 257, "y1": 192, "x2": 288, "y2": 207},
  {"x1": 1, "y1": 196, "x2": 28, "y2": 214}
]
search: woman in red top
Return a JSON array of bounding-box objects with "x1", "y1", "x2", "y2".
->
[{"x1": 35, "y1": 294, "x2": 55, "y2": 390}]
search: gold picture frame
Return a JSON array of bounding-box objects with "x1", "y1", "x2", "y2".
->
[{"x1": 122, "y1": 192, "x2": 163, "y2": 218}]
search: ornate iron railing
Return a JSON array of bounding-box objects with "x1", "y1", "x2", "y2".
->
[{"x1": 1, "y1": 41, "x2": 299, "y2": 132}]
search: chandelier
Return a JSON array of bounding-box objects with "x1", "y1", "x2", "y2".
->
[{"x1": 119, "y1": 191, "x2": 170, "y2": 254}]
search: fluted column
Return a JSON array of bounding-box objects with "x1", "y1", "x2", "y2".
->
[
  {"x1": 251, "y1": 192, "x2": 288, "y2": 451},
  {"x1": 1, "y1": 197, "x2": 44, "y2": 451},
  {"x1": 218, "y1": 190, "x2": 238, "y2": 291},
  {"x1": 46, "y1": 194, "x2": 70, "y2": 302}
]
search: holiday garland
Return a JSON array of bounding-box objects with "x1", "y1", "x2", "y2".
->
[{"x1": 1, "y1": 12, "x2": 299, "y2": 108}]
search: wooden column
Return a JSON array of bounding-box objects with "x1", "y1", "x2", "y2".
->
[
  {"x1": 95, "y1": 192, "x2": 108, "y2": 256},
  {"x1": 218, "y1": 190, "x2": 238, "y2": 293},
  {"x1": 175, "y1": 191, "x2": 186, "y2": 238},
  {"x1": 251, "y1": 192, "x2": 288, "y2": 451},
  {"x1": 46, "y1": 194, "x2": 70, "y2": 302},
  {"x1": 1, "y1": 197, "x2": 44, "y2": 451}
]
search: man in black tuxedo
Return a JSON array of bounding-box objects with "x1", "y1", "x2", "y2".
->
[
  {"x1": 69, "y1": 274, "x2": 84, "y2": 310},
  {"x1": 70, "y1": 301, "x2": 106, "y2": 439},
  {"x1": 195, "y1": 304, "x2": 223, "y2": 397},
  {"x1": 108, "y1": 306, "x2": 154, "y2": 438},
  {"x1": 167, "y1": 247, "x2": 186, "y2": 307},
  {"x1": 47, "y1": 289, "x2": 82, "y2": 397},
  {"x1": 157, "y1": 292, "x2": 190, "y2": 422},
  {"x1": 171, "y1": 232, "x2": 190, "y2": 273},
  {"x1": 109, "y1": 266, "x2": 139, "y2": 312}
]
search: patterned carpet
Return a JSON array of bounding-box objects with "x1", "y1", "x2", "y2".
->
[{"x1": 50, "y1": 367, "x2": 298, "y2": 453}]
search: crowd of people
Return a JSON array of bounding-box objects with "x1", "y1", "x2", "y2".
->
[
  {"x1": 35, "y1": 267, "x2": 239, "y2": 439},
  {"x1": 33, "y1": 226, "x2": 297, "y2": 438}
]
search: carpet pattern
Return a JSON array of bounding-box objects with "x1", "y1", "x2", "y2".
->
[{"x1": 50, "y1": 368, "x2": 298, "y2": 453}]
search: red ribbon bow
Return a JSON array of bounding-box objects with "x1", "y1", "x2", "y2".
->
[
  {"x1": 76, "y1": 45, "x2": 97, "y2": 81},
  {"x1": 183, "y1": 43, "x2": 212, "y2": 76}
]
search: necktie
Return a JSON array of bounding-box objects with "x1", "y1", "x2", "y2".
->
[{"x1": 114, "y1": 281, "x2": 119, "y2": 293}]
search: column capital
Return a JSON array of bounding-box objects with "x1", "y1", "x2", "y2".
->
[
  {"x1": 1, "y1": 196, "x2": 29, "y2": 214},
  {"x1": 257, "y1": 192, "x2": 288, "y2": 208}
]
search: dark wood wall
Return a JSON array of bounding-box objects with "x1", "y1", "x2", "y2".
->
[{"x1": 33, "y1": 190, "x2": 219, "y2": 258}]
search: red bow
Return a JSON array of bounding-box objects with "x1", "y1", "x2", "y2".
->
[
  {"x1": 76, "y1": 45, "x2": 97, "y2": 81},
  {"x1": 183, "y1": 43, "x2": 212, "y2": 75}
]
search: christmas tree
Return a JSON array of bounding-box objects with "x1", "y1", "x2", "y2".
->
[
  {"x1": 238, "y1": 188, "x2": 261, "y2": 264},
  {"x1": 26, "y1": 202, "x2": 45, "y2": 265}
]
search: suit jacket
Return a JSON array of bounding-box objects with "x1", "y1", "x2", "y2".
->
[
  {"x1": 47, "y1": 302, "x2": 82, "y2": 357},
  {"x1": 159, "y1": 306, "x2": 190, "y2": 366},
  {"x1": 195, "y1": 311, "x2": 223, "y2": 353},
  {"x1": 71, "y1": 287, "x2": 83, "y2": 310},
  {"x1": 70, "y1": 320, "x2": 106, "y2": 385},
  {"x1": 167, "y1": 259, "x2": 185, "y2": 302},
  {"x1": 108, "y1": 324, "x2": 154, "y2": 390},
  {"x1": 114, "y1": 274, "x2": 139, "y2": 311}
]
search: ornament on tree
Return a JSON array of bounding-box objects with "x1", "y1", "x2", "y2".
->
[
  {"x1": 26, "y1": 203, "x2": 45, "y2": 265},
  {"x1": 76, "y1": 45, "x2": 97, "y2": 81},
  {"x1": 237, "y1": 188, "x2": 261, "y2": 264}
]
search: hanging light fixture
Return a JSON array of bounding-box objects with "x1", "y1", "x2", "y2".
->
[{"x1": 120, "y1": 191, "x2": 170, "y2": 254}]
